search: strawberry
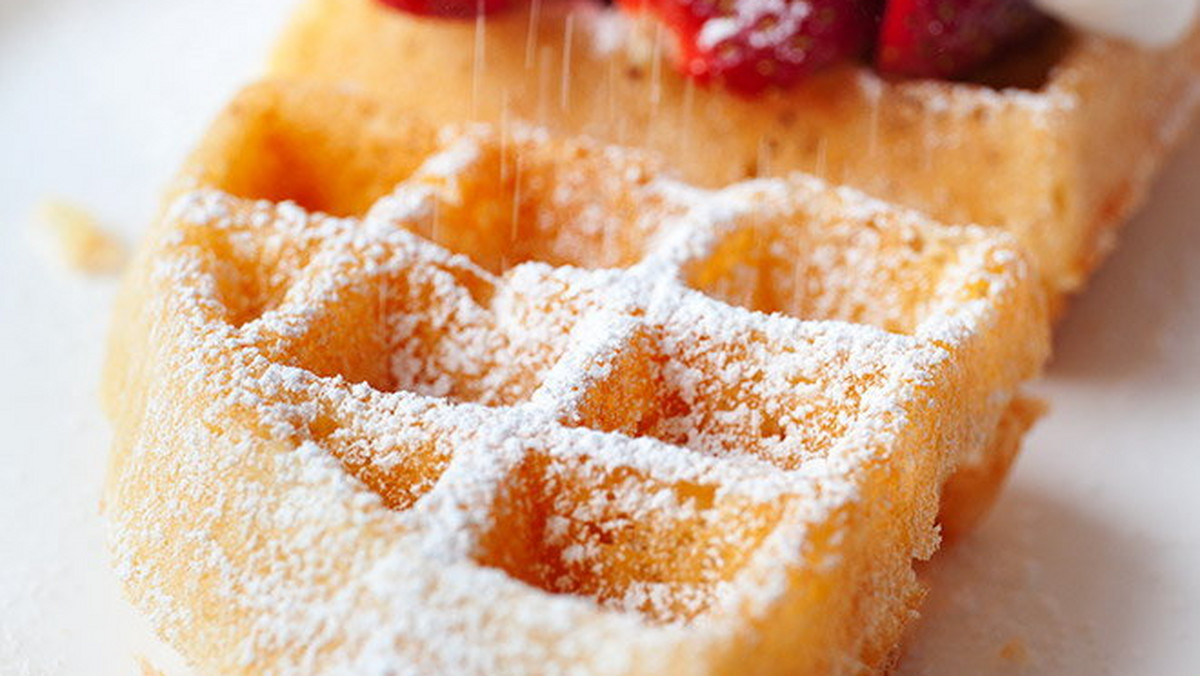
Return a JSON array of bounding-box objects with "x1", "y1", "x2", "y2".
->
[
  {"x1": 376, "y1": 0, "x2": 507, "y2": 19},
  {"x1": 876, "y1": 0, "x2": 1050, "y2": 78},
  {"x1": 619, "y1": 0, "x2": 881, "y2": 96}
]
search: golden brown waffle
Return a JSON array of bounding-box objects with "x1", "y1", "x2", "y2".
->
[
  {"x1": 104, "y1": 81, "x2": 1048, "y2": 674},
  {"x1": 270, "y1": 0, "x2": 1200, "y2": 305}
]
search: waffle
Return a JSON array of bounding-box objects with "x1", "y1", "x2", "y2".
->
[
  {"x1": 270, "y1": 0, "x2": 1200, "y2": 305},
  {"x1": 104, "y1": 80, "x2": 1047, "y2": 674}
]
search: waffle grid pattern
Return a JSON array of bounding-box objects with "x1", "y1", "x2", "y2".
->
[{"x1": 105, "y1": 94, "x2": 1048, "y2": 674}]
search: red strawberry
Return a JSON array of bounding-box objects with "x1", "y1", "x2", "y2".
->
[
  {"x1": 619, "y1": 0, "x2": 881, "y2": 96},
  {"x1": 376, "y1": 0, "x2": 507, "y2": 19},
  {"x1": 876, "y1": 0, "x2": 1049, "y2": 78}
]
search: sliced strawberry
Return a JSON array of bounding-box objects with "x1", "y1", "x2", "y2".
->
[
  {"x1": 376, "y1": 0, "x2": 507, "y2": 19},
  {"x1": 876, "y1": 0, "x2": 1049, "y2": 78},
  {"x1": 619, "y1": 0, "x2": 881, "y2": 96}
]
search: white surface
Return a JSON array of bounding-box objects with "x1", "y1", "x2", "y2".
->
[
  {"x1": 1, "y1": 1, "x2": 1198, "y2": 674},
  {"x1": 1032, "y1": 0, "x2": 1199, "y2": 47}
]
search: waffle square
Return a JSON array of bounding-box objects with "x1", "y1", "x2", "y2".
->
[
  {"x1": 103, "y1": 81, "x2": 1047, "y2": 675},
  {"x1": 270, "y1": 0, "x2": 1200, "y2": 304}
]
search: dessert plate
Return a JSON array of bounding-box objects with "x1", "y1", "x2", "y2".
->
[{"x1": 1, "y1": 0, "x2": 1198, "y2": 673}]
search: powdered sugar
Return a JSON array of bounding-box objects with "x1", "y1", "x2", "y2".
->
[
  {"x1": 106, "y1": 125, "x2": 1040, "y2": 674},
  {"x1": 696, "y1": 0, "x2": 812, "y2": 54}
]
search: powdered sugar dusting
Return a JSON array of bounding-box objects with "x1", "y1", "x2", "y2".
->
[
  {"x1": 696, "y1": 0, "x2": 811, "y2": 53},
  {"x1": 106, "y1": 124, "x2": 1042, "y2": 674}
]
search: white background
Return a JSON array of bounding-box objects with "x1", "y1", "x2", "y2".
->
[{"x1": 1, "y1": 1, "x2": 1198, "y2": 673}]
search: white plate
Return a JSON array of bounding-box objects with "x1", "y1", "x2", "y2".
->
[{"x1": 1, "y1": 1, "x2": 1198, "y2": 673}]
